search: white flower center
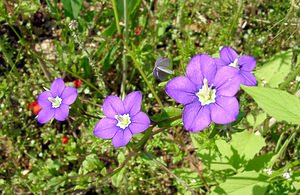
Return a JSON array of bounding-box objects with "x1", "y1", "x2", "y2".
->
[
  {"x1": 228, "y1": 58, "x2": 239, "y2": 68},
  {"x1": 115, "y1": 114, "x2": 131, "y2": 129},
  {"x1": 196, "y1": 78, "x2": 216, "y2": 106},
  {"x1": 48, "y1": 96, "x2": 62, "y2": 108}
]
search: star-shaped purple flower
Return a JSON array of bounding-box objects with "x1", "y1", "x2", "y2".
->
[
  {"x1": 165, "y1": 54, "x2": 240, "y2": 132},
  {"x1": 215, "y1": 46, "x2": 257, "y2": 86},
  {"x1": 37, "y1": 78, "x2": 78, "y2": 124},
  {"x1": 94, "y1": 91, "x2": 150, "y2": 148}
]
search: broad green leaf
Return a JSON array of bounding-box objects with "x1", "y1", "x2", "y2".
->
[
  {"x1": 245, "y1": 153, "x2": 273, "y2": 171},
  {"x1": 213, "y1": 171, "x2": 269, "y2": 195},
  {"x1": 216, "y1": 131, "x2": 265, "y2": 161},
  {"x1": 215, "y1": 140, "x2": 233, "y2": 158},
  {"x1": 230, "y1": 131, "x2": 266, "y2": 161},
  {"x1": 197, "y1": 148, "x2": 234, "y2": 171},
  {"x1": 150, "y1": 106, "x2": 182, "y2": 127},
  {"x1": 246, "y1": 112, "x2": 267, "y2": 128},
  {"x1": 255, "y1": 50, "x2": 292, "y2": 87},
  {"x1": 242, "y1": 86, "x2": 300, "y2": 124},
  {"x1": 61, "y1": 0, "x2": 83, "y2": 19}
]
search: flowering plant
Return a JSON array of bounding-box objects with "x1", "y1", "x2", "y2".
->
[
  {"x1": 94, "y1": 91, "x2": 150, "y2": 148},
  {"x1": 166, "y1": 54, "x2": 240, "y2": 132},
  {"x1": 37, "y1": 78, "x2": 78, "y2": 123}
]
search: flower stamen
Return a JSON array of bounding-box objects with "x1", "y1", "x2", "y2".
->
[
  {"x1": 48, "y1": 96, "x2": 62, "y2": 108},
  {"x1": 196, "y1": 78, "x2": 216, "y2": 106},
  {"x1": 115, "y1": 114, "x2": 131, "y2": 129},
  {"x1": 229, "y1": 58, "x2": 239, "y2": 68}
]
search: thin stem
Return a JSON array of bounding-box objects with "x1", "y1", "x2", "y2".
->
[
  {"x1": 0, "y1": 38, "x2": 20, "y2": 78},
  {"x1": 30, "y1": 49, "x2": 104, "y2": 96},
  {"x1": 125, "y1": 44, "x2": 164, "y2": 108},
  {"x1": 268, "y1": 132, "x2": 296, "y2": 168},
  {"x1": 121, "y1": 0, "x2": 128, "y2": 99},
  {"x1": 143, "y1": 151, "x2": 196, "y2": 195},
  {"x1": 111, "y1": 0, "x2": 162, "y2": 107},
  {"x1": 7, "y1": 24, "x2": 52, "y2": 81}
]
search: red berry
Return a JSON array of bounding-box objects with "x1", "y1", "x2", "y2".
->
[
  {"x1": 73, "y1": 79, "x2": 83, "y2": 88},
  {"x1": 134, "y1": 26, "x2": 142, "y2": 36},
  {"x1": 28, "y1": 101, "x2": 42, "y2": 115},
  {"x1": 62, "y1": 135, "x2": 68, "y2": 144}
]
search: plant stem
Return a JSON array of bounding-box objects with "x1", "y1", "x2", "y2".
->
[
  {"x1": 111, "y1": 0, "x2": 163, "y2": 107},
  {"x1": 0, "y1": 38, "x2": 19, "y2": 78},
  {"x1": 121, "y1": 0, "x2": 128, "y2": 99},
  {"x1": 125, "y1": 45, "x2": 164, "y2": 108},
  {"x1": 143, "y1": 151, "x2": 196, "y2": 195}
]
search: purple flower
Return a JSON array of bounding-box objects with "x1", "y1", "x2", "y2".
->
[
  {"x1": 215, "y1": 46, "x2": 257, "y2": 86},
  {"x1": 165, "y1": 54, "x2": 240, "y2": 132},
  {"x1": 37, "y1": 78, "x2": 78, "y2": 124},
  {"x1": 94, "y1": 91, "x2": 150, "y2": 148}
]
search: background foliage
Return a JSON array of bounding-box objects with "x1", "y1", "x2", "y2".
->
[{"x1": 0, "y1": 0, "x2": 300, "y2": 194}]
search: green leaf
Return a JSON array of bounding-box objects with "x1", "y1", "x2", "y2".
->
[
  {"x1": 245, "y1": 153, "x2": 273, "y2": 171},
  {"x1": 102, "y1": 23, "x2": 117, "y2": 37},
  {"x1": 242, "y1": 86, "x2": 300, "y2": 124},
  {"x1": 215, "y1": 140, "x2": 233, "y2": 158},
  {"x1": 150, "y1": 106, "x2": 182, "y2": 127},
  {"x1": 61, "y1": 0, "x2": 83, "y2": 19},
  {"x1": 246, "y1": 112, "x2": 267, "y2": 129},
  {"x1": 213, "y1": 171, "x2": 269, "y2": 195},
  {"x1": 79, "y1": 154, "x2": 103, "y2": 175},
  {"x1": 111, "y1": 167, "x2": 126, "y2": 187},
  {"x1": 230, "y1": 131, "x2": 266, "y2": 161},
  {"x1": 102, "y1": 44, "x2": 119, "y2": 70},
  {"x1": 255, "y1": 50, "x2": 292, "y2": 87}
]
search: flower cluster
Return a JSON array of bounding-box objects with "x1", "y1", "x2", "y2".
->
[
  {"x1": 165, "y1": 46, "x2": 256, "y2": 132},
  {"x1": 36, "y1": 46, "x2": 256, "y2": 148}
]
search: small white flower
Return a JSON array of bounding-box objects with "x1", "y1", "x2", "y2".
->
[
  {"x1": 263, "y1": 168, "x2": 273, "y2": 175},
  {"x1": 283, "y1": 171, "x2": 291, "y2": 180},
  {"x1": 295, "y1": 76, "x2": 300, "y2": 82}
]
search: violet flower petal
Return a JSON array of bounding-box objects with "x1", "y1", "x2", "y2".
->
[
  {"x1": 165, "y1": 76, "x2": 197, "y2": 105},
  {"x1": 240, "y1": 71, "x2": 257, "y2": 86},
  {"x1": 124, "y1": 91, "x2": 142, "y2": 116},
  {"x1": 214, "y1": 66, "x2": 240, "y2": 96},
  {"x1": 37, "y1": 107, "x2": 55, "y2": 124},
  {"x1": 238, "y1": 55, "x2": 256, "y2": 71},
  {"x1": 37, "y1": 91, "x2": 52, "y2": 108},
  {"x1": 186, "y1": 54, "x2": 216, "y2": 85},
  {"x1": 102, "y1": 96, "x2": 126, "y2": 118},
  {"x1": 220, "y1": 46, "x2": 238, "y2": 64},
  {"x1": 54, "y1": 104, "x2": 69, "y2": 121},
  {"x1": 210, "y1": 96, "x2": 239, "y2": 124},
  {"x1": 50, "y1": 78, "x2": 65, "y2": 97},
  {"x1": 94, "y1": 118, "x2": 119, "y2": 139},
  {"x1": 129, "y1": 112, "x2": 150, "y2": 134},
  {"x1": 183, "y1": 102, "x2": 211, "y2": 132},
  {"x1": 214, "y1": 58, "x2": 227, "y2": 68},
  {"x1": 61, "y1": 86, "x2": 78, "y2": 105},
  {"x1": 112, "y1": 130, "x2": 133, "y2": 148}
]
